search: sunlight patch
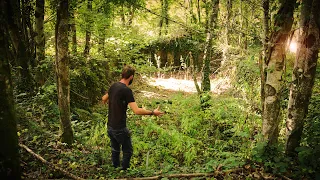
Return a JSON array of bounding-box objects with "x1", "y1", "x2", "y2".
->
[{"x1": 146, "y1": 77, "x2": 231, "y2": 94}]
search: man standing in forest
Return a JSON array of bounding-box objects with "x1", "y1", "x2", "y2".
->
[{"x1": 102, "y1": 66, "x2": 164, "y2": 170}]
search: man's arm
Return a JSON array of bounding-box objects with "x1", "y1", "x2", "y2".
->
[
  {"x1": 128, "y1": 102, "x2": 163, "y2": 116},
  {"x1": 102, "y1": 93, "x2": 109, "y2": 104}
]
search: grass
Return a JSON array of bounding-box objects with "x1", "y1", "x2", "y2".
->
[{"x1": 18, "y1": 81, "x2": 263, "y2": 179}]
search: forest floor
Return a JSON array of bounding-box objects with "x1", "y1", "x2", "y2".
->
[{"x1": 18, "y1": 76, "x2": 291, "y2": 180}]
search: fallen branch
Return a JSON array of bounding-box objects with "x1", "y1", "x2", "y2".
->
[
  {"x1": 116, "y1": 172, "x2": 216, "y2": 180},
  {"x1": 19, "y1": 144, "x2": 84, "y2": 180}
]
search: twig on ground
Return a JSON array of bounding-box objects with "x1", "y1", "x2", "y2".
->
[
  {"x1": 115, "y1": 172, "x2": 216, "y2": 180},
  {"x1": 19, "y1": 143, "x2": 84, "y2": 180}
]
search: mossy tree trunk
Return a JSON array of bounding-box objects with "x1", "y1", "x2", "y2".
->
[
  {"x1": 286, "y1": 0, "x2": 320, "y2": 155},
  {"x1": 55, "y1": 0, "x2": 74, "y2": 145},
  {"x1": 262, "y1": 0, "x2": 296, "y2": 144},
  {"x1": 260, "y1": 0, "x2": 270, "y2": 117},
  {"x1": 0, "y1": 2, "x2": 21, "y2": 178},
  {"x1": 201, "y1": 0, "x2": 219, "y2": 92}
]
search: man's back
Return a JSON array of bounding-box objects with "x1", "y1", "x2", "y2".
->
[{"x1": 108, "y1": 82, "x2": 135, "y2": 129}]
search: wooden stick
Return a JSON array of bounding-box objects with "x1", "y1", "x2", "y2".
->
[
  {"x1": 116, "y1": 172, "x2": 216, "y2": 180},
  {"x1": 19, "y1": 144, "x2": 84, "y2": 180}
]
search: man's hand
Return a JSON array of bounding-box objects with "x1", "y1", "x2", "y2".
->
[
  {"x1": 102, "y1": 93, "x2": 109, "y2": 104},
  {"x1": 153, "y1": 106, "x2": 164, "y2": 117}
]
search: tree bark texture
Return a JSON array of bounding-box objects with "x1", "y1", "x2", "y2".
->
[
  {"x1": 35, "y1": 0, "x2": 45, "y2": 85},
  {"x1": 55, "y1": 0, "x2": 74, "y2": 145},
  {"x1": 262, "y1": 0, "x2": 296, "y2": 144},
  {"x1": 0, "y1": 2, "x2": 21, "y2": 178},
  {"x1": 261, "y1": 0, "x2": 270, "y2": 116},
  {"x1": 286, "y1": 0, "x2": 320, "y2": 155},
  {"x1": 83, "y1": 0, "x2": 93, "y2": 57},
  {"x1": 70, "y1": 0, "x2": 77, "y2": 54},
  {"x1": 6, "y1": 0, "x2": 34, "y2": 93},
  {"x1": 201, "y1": 0, "x2": 219, "y2": 92}
]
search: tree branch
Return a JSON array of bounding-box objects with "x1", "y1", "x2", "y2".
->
[{"x1": 19, "y1": 144, "x2": 84, "y2": 180}]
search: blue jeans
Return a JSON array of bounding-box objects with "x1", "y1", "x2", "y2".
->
[{"x1": 107, "y1": 127, "x2": 133, "y2": 170}]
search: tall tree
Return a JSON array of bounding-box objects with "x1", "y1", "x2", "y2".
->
[
  {"x1": 197, "y1": 0, "x2": 201, "y2": 23},
  {"x1": 7, "y1": 0, "x2": 34, "y2": 93},
  {"x1": 83, "y1": 0, "x2": 93, "y2": 57},
  {"x1": 56, "y1": 0, "x2": 74, "y2": 145},
  {"x1": 22, "y1": 0, "x2": 36, "y2": 64},
  {"x1": 0, "y1": 2, "x2": 21, "y2": 178},
  {"x1": 35, "y1": 0, "x2": 45, "y2": 85},
  {"x1": 225, "y1": 0, "x2": 232, "y2": 45},
  {"x1": 201, "y1": 0, "x2": 219, "y2": 92},
  {"x1": 223, "y1": 0, "x2": 232, "y2": 62},
  {"x1": 159, "y1": 0, "x2": 169, "y2": 36},
  {"x1": 286, "y1": 0, "x2": 320, "y2": 155},
  {"x1": 262, "y1": 0, "x2": 296, "y2": 144},
  {"x1": 260, "y1": 0, "x2": 270, "y2": 116},
  {"x1": 189, "y1": 0, "x2": 197, "y2": 24},
  {"x1": 70, "y1": 0, "x2": 77, "y2": 54}
]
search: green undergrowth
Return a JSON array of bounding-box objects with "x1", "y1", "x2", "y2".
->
[{"x1": 18, "y1": 85, "x2": 261, "y2": 179}]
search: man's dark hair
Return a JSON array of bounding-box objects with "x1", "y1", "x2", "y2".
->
[{"x1": 121, "y1": 66, "x2": 135, "y2": 79}]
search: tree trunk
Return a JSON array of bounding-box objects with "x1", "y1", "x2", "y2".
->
[
  {"x1": 189, "y1": 0, "x2": 197, "y2": 24},
  {"x1": 0, "y1": 3, "x2": 21, "y2": 178},
  {"x1": 262, "y1": 0, "x2": 296, "y2": 144},
  {"x1": 7, "y1": 0, "x2": 34, "y2": 93},
  {"x1": 98, "y1": 28, "x2": 106, "y2": 57},
  {"x1": 159, "y1": 0, "x2": 169, "y2": 36},
  {"x1": 55, "y1": 0, "x2": 74, "y2": 145},
  {"x1": 159, "y1": 0, "x2": 164, "y2": 36},
  {"x1": 83, "y1": 0, "x2": 92, "y2": 57},
  {"x1": 223, "y1": 0, "x2": 232, "y2": 62},
  {"x1": 286, "y1": 0, "x2": 320, "y2": 155},
  {"x1": 226, "y1": 0, "x2": 232, "y2": 45},
  {"x1": 35, "y1": 0, "x2": 45, "y2": 85},
  {"x1": 164, "y1": 0, "x2": 169, "y2": 35},
  {"x1": 201, "y1": 0, "x2": 219, "y2": 92},
  {"x1": 261, "y1": 0, "x2": 270, "y2": 116},
  {"x1": 197, "y1": 0, "x2": 201, "y2": 23},
  {"x1": 70, "y1": 0, "x2": 77, "y2": 54},
  {"x1": 22, "y1": 0, "x2": 36, "y2": 66}
]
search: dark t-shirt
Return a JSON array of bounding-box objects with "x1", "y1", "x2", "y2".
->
[{"x1": 107, "y1": 82, "x2": 135, "y2": 129}]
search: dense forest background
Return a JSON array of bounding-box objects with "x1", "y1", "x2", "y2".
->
[{"x1": 1, "y1": 0, "x2": 320, "y2": 179}]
